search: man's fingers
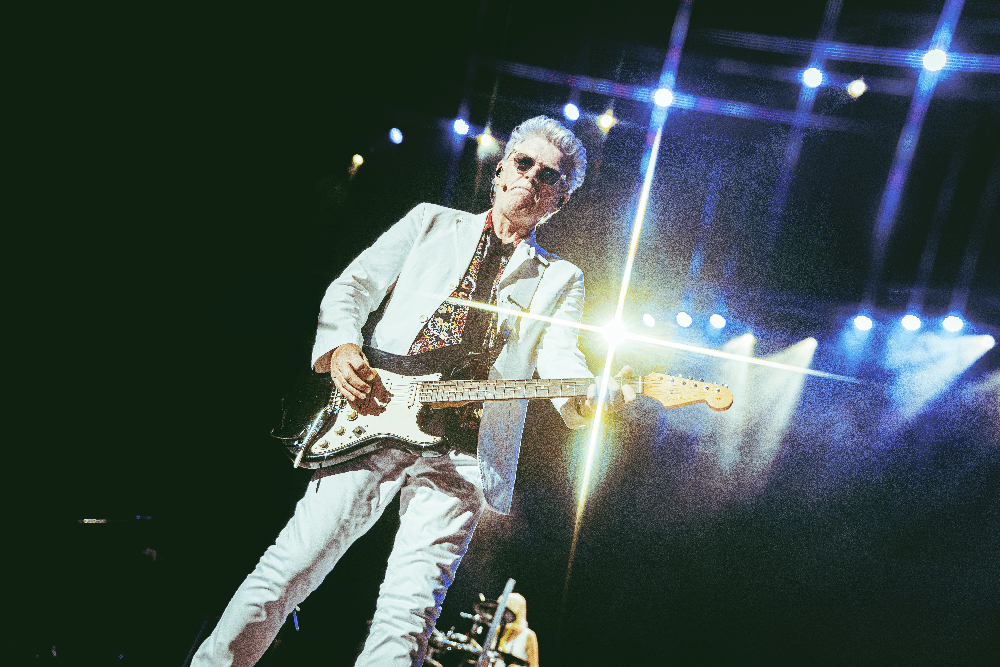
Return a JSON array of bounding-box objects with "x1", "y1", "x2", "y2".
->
[
  {"x1": 341, "y1": 369, "x2": 371, "y2": 395},
  {"x1": 622, "y1": 384, "x2": 637, "y2": 403},
  {"x1": 350, "y1": 356, "x2": 376, "y2": 383},
  {"x1": 334, "y1": 374, "x2": 366, "y2": 401},
  {"x1": 614, "y1": 364, "x2": 633, "y2": 378}
]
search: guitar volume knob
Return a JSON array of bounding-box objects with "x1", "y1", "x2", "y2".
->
[{"x1": 347, "y1": 410, "x2": 359, "y2": 421}]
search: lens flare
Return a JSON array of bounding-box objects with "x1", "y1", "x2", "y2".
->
[
  {"x1": 854, "y1": 315, "x2": 873, "y2": 331},
  {"x1": 709, "y1": 314, "x2": 727, "y2": 329},
  {"x1": 676, "y1": 311, "x2": 693, "y2": 327},
  {"x1": 642, "y1": 313, "x2": 656, "y2": 327},
  {"x1": 389, "y1": 128, "x2": 403, "y2": 144},
  {"x1": 453, "y1": 119, "x2": 470, "y2": 135},
  {"x1": 598, "y1": 112, "x2": 616, "y2": 130},
  {"x1": 901, "y1": 314, "x2": 922, "y2": 331},
  {"x1": 563, "y1": 103, "x2": 580, "y2": 121},
  {"x1": 351, "y1": 154, "x2": 364, "y2": 166}
]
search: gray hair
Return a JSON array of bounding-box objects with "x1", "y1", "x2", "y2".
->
[{"x1": 505, "y1": 115, "x2": 587, "y2": 195}]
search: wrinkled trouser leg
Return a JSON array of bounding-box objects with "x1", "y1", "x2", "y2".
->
[
  {"x1": 354, "y1": 451, "x2": 484, "y2": 666},
  {"x1": 191, "y1": 448, "x2": 483, "y2": 667}
]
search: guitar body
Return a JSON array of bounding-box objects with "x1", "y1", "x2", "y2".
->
[{"x1": 272, "y1": 345, "x2": 480, "y2": 469}]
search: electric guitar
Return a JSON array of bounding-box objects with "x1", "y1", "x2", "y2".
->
[{"x1": 272, "y1": 345, "x2": 733, "y2": 469}]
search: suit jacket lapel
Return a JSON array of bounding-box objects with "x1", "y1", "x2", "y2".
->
[{"x1": 453, "y1": 210, "x2": 488, "y2": 277}]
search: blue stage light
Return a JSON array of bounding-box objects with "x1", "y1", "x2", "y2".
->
[
  {"x1": 709, "y1": 314, "x2": 726, "y2": 329},
  {"x1": 923, "y1": 49, "x2": 947, "y2": 72},
  {"x1": 453, "y1": 119, "x2": 470, "y2": 136},
  {"x1": 653, "y1": 88, "x2": 674, "y2": 107},
  {"x1": 676, "y1": 312, "x2": 693, "y2": 328},
  {"x1": 802, "y1": 67, "x2": 823, "y2": 88},
  {"x1": 853, "y1": 315, "x2": 873, "y2": 331},
  {"x1": 389, "y1": 128, "x2": 403, "y2": 144},
  {"x1": 563, "y1": 103, "x2": 580, "y2": 121},
  {"x1": 942, "y1": 315, "x2": 964, "y2": 332},
  {"x1": 642, "y1": 313, "x2": 655, "y2": 327},
  {"x1": 901, "y1": 314, "x2": 922, "y2": 331}
]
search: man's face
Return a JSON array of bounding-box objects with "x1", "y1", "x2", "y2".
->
[{"x1": 494, "y1": 136, "x2": 567, "y2": 233}]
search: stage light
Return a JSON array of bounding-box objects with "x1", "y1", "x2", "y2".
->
[
  {"x1": 479, "y1": 131, "x2": 494, "y2": 147},
  {"x1": 709, "y1": 314, "x2": 726, "y2": 329},
  {"x1": 923, "y1": 49, "x2": 947, "y2": 72},
  {"x1": 642, "y1": 313, "x2": 655, "y2": 327},
  {"x1": 984, "y1": 335, "x2": 996, "y2": 350},
  {"x1": 389, "y1": 128, "x2": 403, "y2": 144},
  {"x1": 603, "y1": 319, "x2": 627, "y2": 345},
  {"x1": 453, "y1": 119, "x2": 470, "y2": 135},
  {"x1": 563, "y1": 103, "x2": 580, "y2": 121},
  {"x1": 597, "y1": 111, "x2": 616, "y2": 131},
  {"x1": 676, "y1": 311, "x2": 693, "y2": 327},
  {"x1": 901, "y1": 314, "x2": 922, "y2": 331},
  {"x1": 942, "y1": 315, "x2": 964, "y2": 332},
  {"x1": 802, "y1": 67, "x2": 823, "y2": 88},
  {"x1": 847, "y1": 79, "x2": 867, "y2": 98},
  {"x1": 352, "y1": 154, "x2": 364, "y2": 166},
  {"x1": 853, "y1": 315, "x2": 873, "y2": 331},
  {"x1": 653, "y1": 88, "x2": 674, "y2": 107}
]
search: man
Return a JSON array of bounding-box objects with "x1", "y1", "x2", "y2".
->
[{"x1": 193, "y1": 115, "x2": 634, "y2": 666}]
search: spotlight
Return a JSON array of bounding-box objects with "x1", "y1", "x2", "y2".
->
[
  {"x1": 563, "y1": 103, "x2": 580, "y2": 121},
  {"x1": 942, "y1": 315, "x2": 964, "y2": 332},
  {"x1": 922, "y1": 49, "x2": 947, "y2": 72},
  {"x1": 352, "y1": 154, "x2": 364, "y2": 166},
  {"x1": 604, "y1": 319, "x2": 627, "y2": 345},
  {"x1": 389, "y1": 128, "x2": 403, "y2": 144},
  {"x1": 709, "y1": 314, "x2": 726, "y2": 329},
  {"x1": 901, "y1": 314, "x2": 922, "y2": 331},
  {"x1": 847, "y1": 79, "x2": 867, "y2": 98},
  {"x1": 642, "y1": 313, "x2": 656, "y2": 327},
  {"x1": 479, "y1": 131, "x2": 494, "y2": 147},
  {"x1": 676, "y1": 311, "x2": 693, "y2": 328},
  {"x1": 853, "y1": 315, "x2": 873, "y2": 331},
  {"x1": 653, "y1": 88, "x2": 673, "y2": 107},
  {"x1": 802, "y1": 67, "x2": 823, "y2": 88},
  {"x1": 453, "y1": 119, "x2": 470, "y2": 136},
  {"x1": 598, "y1": 111, "x2": 616, "y2": 131},
  {"x1": 984, "y1": 335, "x2": 996, "y2": 350}
]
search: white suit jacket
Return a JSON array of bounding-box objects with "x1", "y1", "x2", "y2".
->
[{"x1": 312, "y1": 203, "x2": 593, "y2": 513}]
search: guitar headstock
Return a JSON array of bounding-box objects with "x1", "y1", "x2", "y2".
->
[{"x1": 640, "y1": 373, "x2": 733, "y2": 411}]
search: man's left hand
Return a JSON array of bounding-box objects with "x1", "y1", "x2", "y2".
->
[{"x1": 577, "y1": 365, "x2": 637, "y2": 418}]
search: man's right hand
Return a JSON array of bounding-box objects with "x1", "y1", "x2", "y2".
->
[{"x1": 329, "y1": 343, "x2": 375, "y2": 401}]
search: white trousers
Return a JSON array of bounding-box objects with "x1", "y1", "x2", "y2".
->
[{"x1": 191, "y1": 447, "x2": 485, "y2": 667}]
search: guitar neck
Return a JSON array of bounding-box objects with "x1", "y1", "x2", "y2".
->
[{"x1": 418, "y1": 377, "x2": 643, "y2": 404}]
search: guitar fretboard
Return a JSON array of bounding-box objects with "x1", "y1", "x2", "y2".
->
[{"x1": 418, "y1": 377, "x2": 644, "y2": 403}]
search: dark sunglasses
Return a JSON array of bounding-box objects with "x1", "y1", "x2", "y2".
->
[{"x1": 508, "y1": 151, "x2": 564, "y2": 186}]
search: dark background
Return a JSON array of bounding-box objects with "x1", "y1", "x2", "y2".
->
[{"x1": 14, "y1": 1, "x2": 999, "y2": 664}]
